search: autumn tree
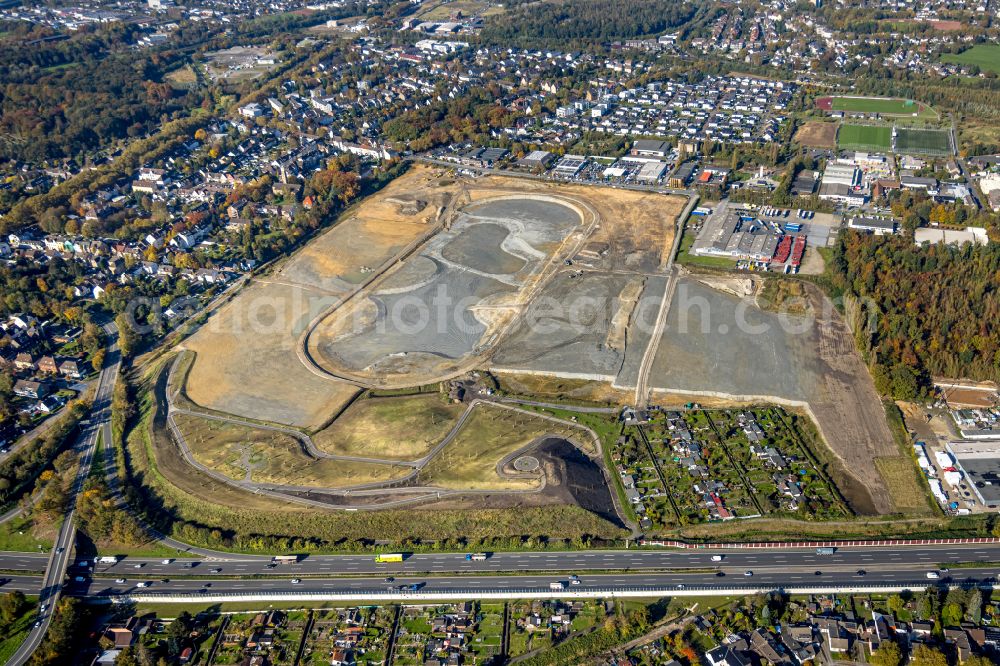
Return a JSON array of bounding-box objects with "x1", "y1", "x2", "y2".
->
[{"x1": 869, "y1": 641, "x2": 902, "y2": 666}]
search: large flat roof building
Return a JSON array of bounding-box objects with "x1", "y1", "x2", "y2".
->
[
  {"x1": 690, "y1": 200, "x2": 781, "y2": 262},
  {"x1": 946, "y1": 441, "x2": 1000, "y2": 507},
  {"x1": 821, "y1": 163, "x2": 860, "y2": 188}
]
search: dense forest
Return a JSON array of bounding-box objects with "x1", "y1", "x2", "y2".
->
[
  {"x1": 0, "y1": 24, "x2": 203, "y2": 165},
  {"x1": 831, "y1": 232, "x2": 1000, "y2": 398},
  {"x1": 478, "y1": 0, "x2": 697, "y2": 48}
]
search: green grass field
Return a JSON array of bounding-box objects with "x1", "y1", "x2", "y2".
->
[
  {"x1": 832, "y1": 96, "x2": 920, "y2": 115},
  {"x1": 942, "y1": 44, "x2": 1000, "y2": 74},
  {"x1": 837, "y1": 124, "x2": 892, "y2": 150},
  {"x1": 894, "y1": 128, "x2": 952, "y2": 155}
]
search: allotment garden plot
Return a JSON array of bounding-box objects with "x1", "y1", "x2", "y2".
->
[
  {"x1": 613, "y1": 408, "x2": 848, "y2": 529},
  {"x1": 648, "y1": 277, "x2": 903, "y2": 516}
]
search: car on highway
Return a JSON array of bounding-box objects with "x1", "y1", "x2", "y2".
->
[
  {"x1": 161, "y1": 559, "x2": 173, "y2": 564},
  {"x1": 856, "y1": 570, "x2": 866, "y2": 576},
  {"x1": 716, "y1": 571, "x2": 726, "y2": 577},
  {"x1": 56, "y1": 547, "x2": 64, "y2": 554},
  {"x1": 926, "y1": 571, "x2": 940, "y2": 579},
  {"x1": 266, "y1": 563, "x2": 277, "y2": 569},
  {"x1": 384, "y1": 576, "x2": 395, "y2": 583},
  {"x1": 211, "y1": 568, "x2": 222, "y2": 574},
  {"x1": 136, "y1": 582, "x2": 149, "y2": 588},
  {"x1": 133, "y1": 563, "x2": 144, "y2": 568},
  {"x1": 291, "y1": 579, "x2": 302, "y2": 584},
  {"x1": 34, "y1": 620, "x2": 41, "y2": 628},
  {"x1": 73, "y1": 576, "x2": 87, "y2": 582},
  {"x1": 115, "y1": 578, "x2": 127, "y2": 584},
  {"x1": 940, "y1": 568, "x2": 950, "y2": 573},
  {"x1": 744, "y1": 570, "x2": 753, "y2": 577},
  {"x1": 711, "y1": 555, "x2": 724, "y2": 562},
  {"x1": 814, "y1": 571, "x2": 822, "y2": 576},
  {"x1": 676, "y1": 583, "x2": 685, "y2": 589}
]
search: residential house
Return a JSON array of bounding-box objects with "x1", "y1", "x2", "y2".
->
[{"x1": 13, "y1": 379, "x2": 49, "y2": 399}]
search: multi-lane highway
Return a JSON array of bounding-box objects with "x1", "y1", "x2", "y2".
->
[
  {"x1": 5, "y1": 327, "x2": 119, "y2": 666},
  {"x1": 3, "y1": 562, "x2": 1000, "y2": 603},
  {"x1": 4, "y1": 541, "x2": 1000, "y2": 607},
  {"x1": 4, "y1": 542, "x2": 1000, "y2": 579}
]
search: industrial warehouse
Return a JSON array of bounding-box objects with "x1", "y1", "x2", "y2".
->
[{"x1": 689, "y1": 200, "x2": 807, "y2": 270}]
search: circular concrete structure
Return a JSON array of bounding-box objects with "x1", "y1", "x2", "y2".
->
[{"x1": 512, "y1": 455, "x2": 540, "y2": 472}]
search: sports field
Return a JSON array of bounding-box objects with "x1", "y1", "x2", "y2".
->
[
  {"x1": 818, "y1": 95, "x2": 934, "y2": 119},
  {"x1": 942, "y1": 44, "x2": 1000, "y2": 74},
  {"x1": 894, "y1": 128, "x2": 952, "y2": 155},
  {"x1": 837, "y1": 124, "x2": 892, "y2": 151}
]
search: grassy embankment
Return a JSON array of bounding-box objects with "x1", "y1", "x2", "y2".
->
[{"x1": 109, "y1": 356, "x2": 627, "y2": 555}]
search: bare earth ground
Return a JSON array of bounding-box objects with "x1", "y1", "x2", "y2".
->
[
  {"x1": 794, "y1": 121, "x2": 840, "y2": 149},
  {"x1": 473, "y1": 179, "x2": 684, "y2": 273},
  {"x1": 181, "y1": 281, "x2": 357, "y2": 429},
  {"x1": 648, "y1": 277, "x2": 899, "y2": 515},
  {"x1": 306, "y1": 177, "x2": 620, "y2": 387},
  {"x1": 495, "y1": 373, "x2": 635, "y2": 405},
  {"x1": 138, "y1": 358, "x2": 625, "y2": 539},
  {"x1": 180, "y1": 166, "x2": 452, "y2": 428},
  {"x1": 489, "y1": 185, "x2": 683, "y2": 383},
  {"x1": 933, "y1": 380, "x2": 999, "y2": 409},
  {"x1": 313, "y1": 393, "x2": 466, "y2": 460}
]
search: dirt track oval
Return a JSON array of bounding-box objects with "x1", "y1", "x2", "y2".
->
[{"x1": 306, "y1": 196, "x2": 586, "y2": 385}]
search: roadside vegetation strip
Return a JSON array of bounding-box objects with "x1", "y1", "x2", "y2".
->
[{"x1": 0, "y1": 594, "x2": 38, "y2": 664}]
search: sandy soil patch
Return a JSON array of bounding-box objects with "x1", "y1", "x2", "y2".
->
[
  {"x1": 933, "y1": 380, "x2": 1000, "y2": 409},
  {"x1": 308, "y1": 191, "x2": 587, "y2": 385},
  {"x1": 795, "y1": 121, "x2": 839, "y2": 149},
  {"x1": 181, "y1": 280, "x2": 358, "y2": 429},
  {"x1": 468, "y1": 178, "x2": 683, "y2": 273}
]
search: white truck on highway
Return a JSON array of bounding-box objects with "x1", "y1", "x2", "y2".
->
[
  {"x1": 549, "y1": 581, "x2": 566, "y2": 591},
  {"x1": 96, "y1": 556, "x2": 119, "y2": 565}
]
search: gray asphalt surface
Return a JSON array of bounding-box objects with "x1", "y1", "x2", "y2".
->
[
  {"x1": 6, "y1": 325, "x2": 120, "y2": 666},
  {"x1": 7, "y1": 543, "x2": 1000, "y2": 578},
  {"x1": 4, "y1": 564, "x2": 1000, "y2": 601}
]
